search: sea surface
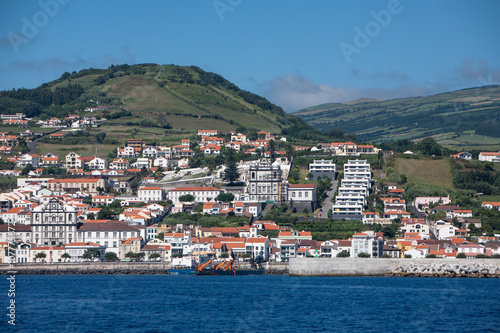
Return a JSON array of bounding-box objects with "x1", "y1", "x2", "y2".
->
[{"x1": 1, "y1": 275, "x2": 499, "y2": 332}]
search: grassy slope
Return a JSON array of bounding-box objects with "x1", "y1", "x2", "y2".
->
[
  {"x1": 395, "y1": 158, "x2": 454, "y2": 188},
  {"x1": 294, "y1": 85, "x2": 500, "y2": 146},
  {"x1": 47, "y1": 65, "x2": 288, "y2": 134},
  {"x1": 26, "y1": 64, "x2": 301, "y2": 155}
]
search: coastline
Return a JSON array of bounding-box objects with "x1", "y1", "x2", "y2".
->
[
  {"x1": 0, "y1": 262, "x2": 289, "y2": 275},
  {"x1": 4, "y1": 260, "x2": 500, "y2": 277}
]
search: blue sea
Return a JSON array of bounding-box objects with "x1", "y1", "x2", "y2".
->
[{"x1": 2, "y1": 275, "x2": 499, "y2": 332}]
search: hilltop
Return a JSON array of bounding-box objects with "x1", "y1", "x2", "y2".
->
[
  {"x1": 293, "y1": 85, "x2": 500, "y2": 149},
  {"x1": 0, "y1": 64, "x2": 312, "y2": 135}
]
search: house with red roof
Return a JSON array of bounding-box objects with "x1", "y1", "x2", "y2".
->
[
  {"x1": 451, "y1": 152, "x2": 472, "y2": 161},
  {"x1": 482, "y1": 202, "x2": 500, "y2": 211},
  {"x1": 478, "y1": 151, "x2": 500, "y2": 163},
  {"x1": 168, "y1": 186, "x2": 223, "y2": 203},
  {"x1": 245, "y1": 237, "x2": 270, "y2": 260}
]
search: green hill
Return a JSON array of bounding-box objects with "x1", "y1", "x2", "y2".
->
[
  {"x1": 0, "y1": 64, "x2": 307, "y2": 135},
  {"x1": 293, "y1": 85, "x2": 500, "y2": 149}
]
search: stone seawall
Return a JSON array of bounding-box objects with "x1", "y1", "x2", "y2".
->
[
  {"x1": 289, "y1": 258, "x2": 500, "y2": 278},
  {"x1": 0, "y1": 262, "x2": 171, "y2": 275},
  {"x1": 0, "y1": 262, "x2": 291, "y2": 275},
  {"x1": 263, "y1": 262, "x2": 289, "y2": 275}
]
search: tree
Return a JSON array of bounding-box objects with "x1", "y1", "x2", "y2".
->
[
  {"x1": 357, "y1": 252, "x2": 371, "y2": 258},
  {"x1": 35, "y1": 252, "x2": 47, "y2": 262},
  {"x1": 149, "y1": 253, "x2": 161, "y2": 261},
  {"x1": 381, "y1": 254, "x2": 391, "y2": 258},
  {"x1": 96, "y1": 131, "x2": 106, "y2": 144},
  {"x1": 456, "y1": 253, "x2": 466, "y2": 258},
  {"x1": 336, "y1": 250, "x2": 350, "y2": 258},
  {"x1": 125, "y1": 252, "x2": 137, "y2": 259},
  {"x1": 268, "y1": 139, "x2": 276, "y2": 163},
  {"x1": 158, "y1": 232, "x2": 164, "y2": 241},
  {"x1": 306, "y1": 172, "x2": 314, "y2": 180},
  {"x1": 61, "y1": 253, "x2": 71, "y2": 261},
  {"x1": 21, "y1": 164, "x2": 35, "y2": 175},
  {"x1": 135, "y1": 252, "x2": 145, "y2": 261},
  {"x1": 404, "y1": 254, "x2": 412, "y2": 258},
  {"x1": 83, "y1": 195, "x2": 92, "y2": 205},
  {"x1": 223, "y1": 149, "x2": 240, "y2": 184},
  {"x1": 328, "y1": 128, "x2": 345, "y2": 138},
  {"x1": 97, "y1": 206, "x2": 114, "y2": 220},
  {"x1": 179, "y1": 194, "x2": 195, "y2": 202},
  {"x1": 82, "y1": 248, "x2": 101, "y2": 260},
  {"x1": 220, "y1": 252, "x2": 229, "y2": 259},
  {"x1": 216, "y1": 193, "x2": 235, "y2": 202},
  {"x1": 425, "y1": 253, "x2": 437, "y2": 258},
  {"x1": 104, "y1": 252, "x2": 118, "y2": 261}
]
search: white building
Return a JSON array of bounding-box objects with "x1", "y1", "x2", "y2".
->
[
  {"x1": 287, "y1": 184, "x2": 316, "y2": 202},
  {"x1": 138, "y1": 187, "x2": 164, "y2": 202},
  {"x1": 65, "y1": 242, "x2": 106, "y2": 262},
  {"x1": 77, "y1": 221, "x2": 144, "y2": 255},
  {"x1": 435, "y1": 221, "x2": 458, "y2": 240},
  {"x1": 88, "y1": 157, "x2": 107, "y2": 170},
  {"x1": 245, "y1": 237, "x2": 270, "y2": 261},
  {"x1": 168, "y1": 187, "x2": 223, "y2": 204},
  {"x1": 248, "y1": 159, "x2": 285, "y2": 202},
  {"x1": 351, "y1": 232, "x2": 384, "y2": 258},
  {"x1": 31, "y1": 198, "x2": 78, "y2": 246},
  {"x1": 309, "y1": 159, "x2": 336, "y2": 179},
  {"x1": 478, "y1": 152, "x2": 500, "y2": 162}
]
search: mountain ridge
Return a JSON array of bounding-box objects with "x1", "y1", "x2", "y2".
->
[{"x1": 293, "y1": 85, "x2": 500, "y2": 147}]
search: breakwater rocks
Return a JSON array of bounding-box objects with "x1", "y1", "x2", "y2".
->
[{"x1": 388, "y1": 262, "x2": 500, "y2": 278}]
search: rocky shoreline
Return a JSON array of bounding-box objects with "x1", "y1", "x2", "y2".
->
[{"x1": 387, "y1": 262, "x2": 500, "y2": 278}]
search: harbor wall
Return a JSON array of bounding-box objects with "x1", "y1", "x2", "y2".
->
[
  {"x1": 0, "y1": 262, "x2": 171, "y2": 275},
  {"x1": 289, "y1": 258, "x2": 500, "y2": 277},
  {"x1": 0, "y1": 262, "x2": 291, "y2": 275}
]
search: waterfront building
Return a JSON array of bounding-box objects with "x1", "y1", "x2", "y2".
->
[{"x1": 31, "y1": 198, "x2": 78, "y2": 246}]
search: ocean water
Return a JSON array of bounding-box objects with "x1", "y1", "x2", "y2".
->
[{"x1": 2, "y1": 275, "x2": 499, "y2": 332}]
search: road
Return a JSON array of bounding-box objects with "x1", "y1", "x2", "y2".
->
[
  {"x1": 28, "y1": 128, "x2": 62, "y2": 154},
  {"x1": 318, "y1": 179, "x2": 338, "y2": 218}
]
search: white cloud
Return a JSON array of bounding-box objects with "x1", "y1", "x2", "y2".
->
[
  {"x1": 265, "y1": 74, "x2": 361, "y2": 112},
  {"x1": 264, "y1": 74, "x2": 437, "y2": 112}
]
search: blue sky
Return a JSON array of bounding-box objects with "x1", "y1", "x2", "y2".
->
[{"x1": 0, "y1": 0, "x2": 499, "y2": 112}]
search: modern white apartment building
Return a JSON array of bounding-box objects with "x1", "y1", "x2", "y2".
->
[{"x1": 309, "y1": 159, "x2": 336, "y2": 179}]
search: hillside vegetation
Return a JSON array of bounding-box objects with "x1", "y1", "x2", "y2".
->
[
  {"x1": 294, "y1": 85, "x2": 500, "y2": 148},
  {"x1": 0, "y1": 63, "x2": 316, "y2": 136}
]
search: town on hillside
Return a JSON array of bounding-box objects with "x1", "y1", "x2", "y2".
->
[{"x1": 1, "y1": 112, "x2": 500, "y2": 266}]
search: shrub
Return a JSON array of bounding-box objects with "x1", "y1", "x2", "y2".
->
[{"x1": 336, "y1": 250, "x2": 350, "y2": 258}]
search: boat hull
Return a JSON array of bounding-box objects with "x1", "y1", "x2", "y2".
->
[
  {"x1": 169, "y1": 268, "x2": 196, "y2": 276},
  {"x1": 197, "y1": 269, "x2": 265, "y2": 276}
]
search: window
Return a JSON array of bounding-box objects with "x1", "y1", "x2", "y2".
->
[{"x1": 305, "y1": 192, "x2": 308, "y2": 197}]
